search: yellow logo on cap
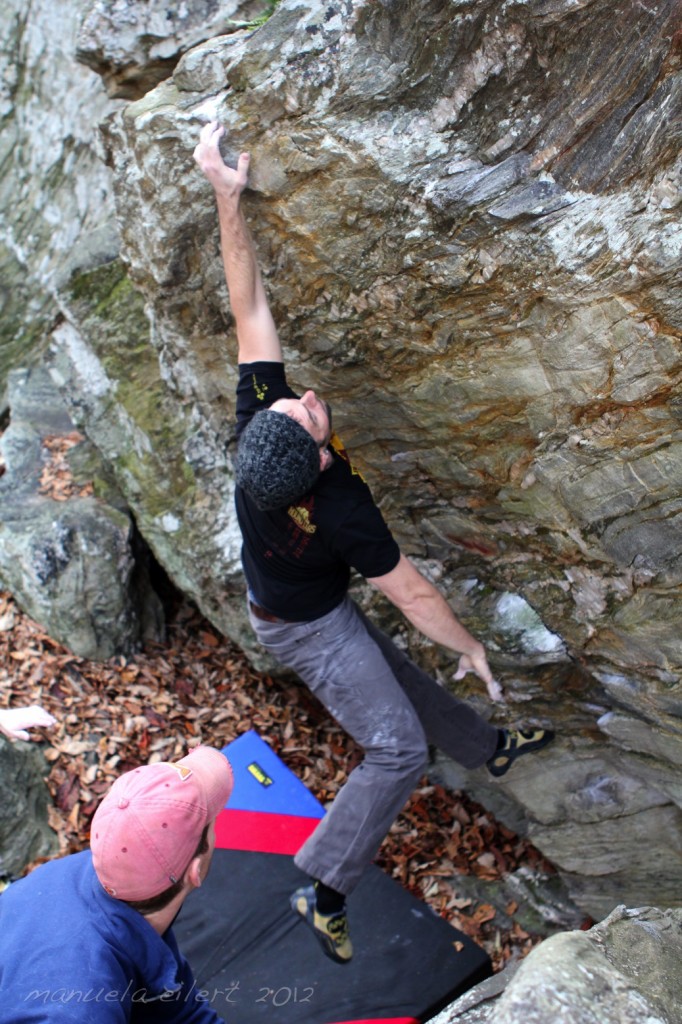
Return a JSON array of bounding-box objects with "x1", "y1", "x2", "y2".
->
[{"x1": 162, "y1": 763, "x2": 193, "y2": 781}]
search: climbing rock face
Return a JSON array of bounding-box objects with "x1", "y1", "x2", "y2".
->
[
  {"x1": 76, "y1": 0, "x2": 270, "y2": 99},
  {"x1": 0, "y1": 0, "x2": 120, "y2": 383},
  {"x1": 2, "y1": 0, "x2": 681, "y2": 915}
]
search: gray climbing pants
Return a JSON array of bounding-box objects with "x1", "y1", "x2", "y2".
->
[{"x1": 248, "y1": 595, "x2": 498, "y2": 895}]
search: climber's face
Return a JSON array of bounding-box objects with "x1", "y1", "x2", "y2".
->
[{"x1": 270, "y1": 390, "x2": 333, "y2": 447}]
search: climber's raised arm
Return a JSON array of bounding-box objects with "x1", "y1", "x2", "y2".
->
[{"x1": 193, "y1": 121, "x2": 282, "y2": 365}]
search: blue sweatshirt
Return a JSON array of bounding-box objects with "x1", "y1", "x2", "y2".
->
[{"x1": 0, "y1": 851, "x2": 223, "y2": 1023}]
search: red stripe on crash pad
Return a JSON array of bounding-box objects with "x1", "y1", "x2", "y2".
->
[
  {"x1": 215, "y1": 807, "x2": 320, "y2": 854},
  {"x1": 327, "y1": 1018, "x2": 419, "y2": 1023}
]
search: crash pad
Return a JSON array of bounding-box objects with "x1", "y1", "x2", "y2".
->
[{"x1": 173, "y1": 731, "x2": 491, "y2": 1023}]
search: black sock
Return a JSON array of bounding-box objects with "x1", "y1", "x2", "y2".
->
[{"x1": 314, "y1": 880, "x2": 345, "y2": 914}]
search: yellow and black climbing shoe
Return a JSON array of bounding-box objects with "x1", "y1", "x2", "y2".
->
[
  {"x1": 290, "y1": 885, "x2": 353, "y2": 964},
  {"x1": 487, "y1": 728, "x2": 555, "y2": 777}
]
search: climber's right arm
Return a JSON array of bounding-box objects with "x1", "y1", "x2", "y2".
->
[{"x1": 193, "y1": 121, "x2": 282, "y2": 364}]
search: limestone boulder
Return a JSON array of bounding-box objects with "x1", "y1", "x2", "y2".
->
[{"x1": 90, "y1": 0, "x2": 682, "y2": 687}]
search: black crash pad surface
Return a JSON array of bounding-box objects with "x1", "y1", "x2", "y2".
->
[{"x1": 174, "y1": 850, "x2": 491, "y2": 1024}]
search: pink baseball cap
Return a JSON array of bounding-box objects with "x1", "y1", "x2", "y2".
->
[{"x1": 91, "y1": 746, "x2": 233, "y2": 901}]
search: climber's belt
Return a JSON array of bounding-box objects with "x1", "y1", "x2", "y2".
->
[{"x1": 249, "y1": 601, "x2": 291, "y2": 624}]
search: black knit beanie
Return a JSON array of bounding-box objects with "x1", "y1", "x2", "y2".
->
[{"x1": 236, "y1": 410, "x2": 321, "y2": 510}]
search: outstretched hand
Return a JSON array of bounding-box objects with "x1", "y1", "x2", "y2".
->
[
  {"x1": 0, "y1": 705, "x2": 57, "y2": 741},
  {"x1": 193, "y1": 121, "x2": 250, "y2": 198},
  {"x1": 454, "y1": 651, "x2": 504, "y2": 702}
]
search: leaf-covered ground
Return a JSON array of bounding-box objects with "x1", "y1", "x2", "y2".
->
[{"x1": 0, "y1": 590, "x2": 559, "y2": 971}]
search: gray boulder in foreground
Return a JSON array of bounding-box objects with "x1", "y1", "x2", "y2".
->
[
  {"x1": 434, "y1": 905, "x2": 682, "y2": 1024},
  {"x1": 0, "y1": 737, "x2": 56, "y2": 878},
  {"x1": 0, "y1": 367, "x2": 163, "y2": 659}
]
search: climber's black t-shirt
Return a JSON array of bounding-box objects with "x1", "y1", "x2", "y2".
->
[{"x1": 235, "y1": 362, "x2": 400, "y2": 621}]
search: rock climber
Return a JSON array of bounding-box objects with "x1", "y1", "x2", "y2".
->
[{"x1": 193, "y1": 120, "x2": 554, "y2": 964}]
